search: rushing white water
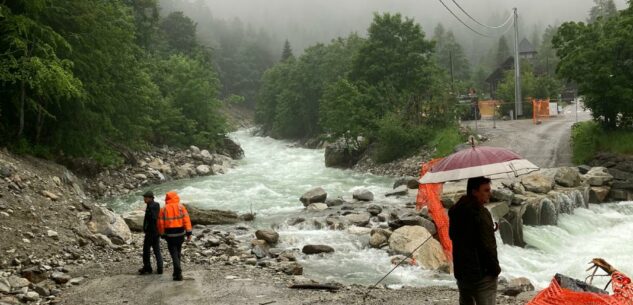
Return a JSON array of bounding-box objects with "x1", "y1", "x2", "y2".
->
[{"x1": 109, "y1": 130, "x2": 633, "y2": 289}]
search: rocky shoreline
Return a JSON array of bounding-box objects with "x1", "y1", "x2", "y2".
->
[{"x1": 1, "y1": 136, "x2": 628, "y2": 305}]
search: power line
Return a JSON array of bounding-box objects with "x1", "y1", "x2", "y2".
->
[
  {"x1": 437, "y1": 0, "x2": 493, "y2": 37},
  {"x1": 451, "y1": 0, "x2": 513, "y2": 29}
]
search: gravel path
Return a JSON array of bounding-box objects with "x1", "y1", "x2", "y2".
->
[{"x1": 462, "y1": 103, "x2": 592, "y2": 167}]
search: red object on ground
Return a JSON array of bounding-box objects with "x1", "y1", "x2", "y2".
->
[
  {"x1": 416, "y1": 159, "x2": 452, "y2": 261},
  {"x1": 528, "y1": 271, "x2": 633, "y2": 305}
]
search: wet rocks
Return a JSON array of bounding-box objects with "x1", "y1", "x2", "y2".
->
[
  {"x1": 344, "y1": 212, "x2": 370, "y2": 227},
  {"x1": 367, "y1": 204, "x2": 382, "y2": 216},
  {"x1": 555, "y1": 167, "x2": 582, "y2": 187},
  {"x1": 589, "y1": 186, "x2": 610, "y2": 203},
  {"x1": 584, "y1": 167, "x2": 614, "y2": 186},
  {"x1": 353, "y1": 189, "x2": 374, "y2": 201},
  {"x1": 300, "y1": 187, "x2": 327, "y2": 206},
  {"x1": 393, "y1": 177, "x2": 420, "y2": 190},
  {"x1": 195, "y1": 165, "x2": 211, "y2": 175},
  {"x1": 369, "y1": 229, "x2": 391, "y2": 249},
  {"x1": 389, "y1": 226, "x2": 449, "y2": 272},
  {"x1": 500, "y1": 277, "x2": 535, "y2": 296},
  {"x1": 183, "y1": 204, "x2": 239, "y2": 225},
  {"x1": 302, "y1": 245, "x2": 335, "y2": 255},
  {"x1": 521, "y1": 174, "x2": 553, "y2": 194},
  {"x1": 385, "y1": 185, "x2": 408, "y2": 197},
  {"x1": 255, "y1": 229, "x2": 279, "y2": 245},
  {"x1": 122, "y1": 210, "x2": 145, "y2": 232},
  {"x1": 307, "y1": 203, "x2": 328, "y2": 211}
]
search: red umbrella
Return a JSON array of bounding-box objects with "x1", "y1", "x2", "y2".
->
[{"x1": 418, "y1": 145, "x2": 539, "y2": 184}]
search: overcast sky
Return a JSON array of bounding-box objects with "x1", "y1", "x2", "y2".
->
[{"x1": 177, "y1": 0, "x2": 629, "y2": 56}]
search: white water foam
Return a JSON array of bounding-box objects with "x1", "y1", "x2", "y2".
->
[{"x1": 109, "y1": 130, "x2": 633, "y2": 289}]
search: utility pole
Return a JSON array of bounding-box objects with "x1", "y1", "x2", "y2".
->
[
  {"x1": 513, "y1": 8, "x2": 522, "y2": 119},
  {"x1": 449, "y1": 49, "x2": 455, "y2": 93}
]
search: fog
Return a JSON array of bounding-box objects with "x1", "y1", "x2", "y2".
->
[{"x1": 186, "y1": 0, "x2": 627, "y2": 47}]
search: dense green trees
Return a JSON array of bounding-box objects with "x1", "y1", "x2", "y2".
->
[
  {"x1": 554, "y1": 2, "x2": 633, "y2": 129},
  {"x1": 0, "y1": 0, "x2": 227, "y2": 164},
  {"x1": 257, "y1": 13, "x2": 462, "y2": 162},
  {"x1": 159, "y1": 0, "x2": 278, "y2": 107}
]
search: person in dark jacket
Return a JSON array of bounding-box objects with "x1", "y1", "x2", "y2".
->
[
  {"x1": 138, "y1": 191, "x2": 163, "y2": 275},
  {"x1": 449, "y1": 177, "x2": 500, "y2": 305}
]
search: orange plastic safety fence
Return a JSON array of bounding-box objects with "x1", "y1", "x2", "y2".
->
[
  {"x1": 528, "y1": 272, "x2": 633, "y2": 305},
  {"x1": 416, "y1": 159, "x2": 452, "y2": 261},
  {"x1": 532, "y1": 99, "x2": 550, "y2": 124}
]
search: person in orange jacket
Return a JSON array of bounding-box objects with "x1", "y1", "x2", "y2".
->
[{"x1": 158, "y1": 191, "x2": 192, "y2": 281}]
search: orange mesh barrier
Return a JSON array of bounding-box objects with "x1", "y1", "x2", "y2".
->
[
  {"x1": 533, "y1": 99, "x2": 550, "y2": 124},
  {"x1": 416, "y1": 159, "x2": 452, "y2": 261},
  {"x1": 478, "y1": 100, "x2": 499, "y2": 119},
  {"x1": 528, "y1": 272, "x2": 633, "y2": 305}
]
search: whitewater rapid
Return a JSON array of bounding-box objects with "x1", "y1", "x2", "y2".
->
[{"x1": 109, "y1": 129, "x2": 633, "y2": 289}]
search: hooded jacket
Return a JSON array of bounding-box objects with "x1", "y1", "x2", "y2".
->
[{"x1": 157, "y1": 192, "x2": 193, "y2": 237}]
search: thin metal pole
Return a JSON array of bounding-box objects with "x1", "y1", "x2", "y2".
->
[
  {"x1": 513, "y1": 8, "x2": 522, "y2": 118},
  {"x1": 493, "y1": 101, "x2": 497, "y2": 128}
]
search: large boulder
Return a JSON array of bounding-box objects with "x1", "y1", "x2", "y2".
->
[
  {"x1": 255, "y1": 229, "x2": 279, "y2": 245},
  {"x1": 388, "y1": 226, "x2": 449, "y2": 272},
  {"x1": 324, "y1": 138, "x2": 367, "y2": 168},
  {"x1": 300, "y1": 187, "x2": 327, "y2": 206},
  {"x1": 584, "y1": 167, "x2": 614, "y2": 186},
  {"x1": 367, "y1": 204, "x2": 382, "y2": 216},
  {"x1": 369, "y1": 228, "x2": 392, "y2": 249},
  {"x1": 540, "y1": 199, "x2": 558, "y2": 226},
  {"x1": 302, "y1": 245, "x2": 335, "y2": 255},
  {"x1": 195, "y1": 165, "x2": 211, "y2": 175},
  {"x1": 393, "y1": 177, "x2": 420, "y2": 190},
  {"x1": 182, "y1": 204, "x2": 239, "y2": 225},
  {"x1": 353, "y1": 189, "x2": 374, "y2": 201},
  {"x1": 344, "y1": 212, "x2": 371, "y2": 227},
  {"x1": 555, "y1": 167, "x2": 582, "y2": 187},
  {"x1": 386, "y1": 185, "x2": 408, "y2": 197},
  {"x1": 589, "y1": 186, "x2": 610, "y2": 203},
  {"x1": 87, "y1": 206, "x2": 132, "y2": 244},
  {"x1": 521, "y1": 174, "x2": 554, "y2": 194},
  {"x1": 122, "y1": 210, "x2": 145, "y2": 232}
]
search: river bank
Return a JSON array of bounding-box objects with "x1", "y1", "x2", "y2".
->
[{"x1": 2, "y1": 130, "x2": 633, "y2": 304}]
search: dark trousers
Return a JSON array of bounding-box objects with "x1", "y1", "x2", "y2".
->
[
  {"x1": 457, "y1": 276, "x2": 498, "y2": 305},
  {"x1": 166, "y1": 236, "x2": 184, "y2": 276},
  {"x1": 142, "y1": 234, "x2": 163, "y2": 271}
]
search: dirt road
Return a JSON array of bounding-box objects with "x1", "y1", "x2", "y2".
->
[
  {"x1": 59, "y1": 264, "x2": 526, "y2": 305},
  {"x1": 462, "y1": 103, "x2": 592, "y2": 168}
]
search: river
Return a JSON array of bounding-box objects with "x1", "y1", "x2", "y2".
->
[{"x1": 109, "y1": 129, "x2": 633, "y2": 290}]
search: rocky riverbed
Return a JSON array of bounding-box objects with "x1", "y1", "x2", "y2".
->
[{"x1": 1, "y1": 130, "x2": 630, "y2": 305}]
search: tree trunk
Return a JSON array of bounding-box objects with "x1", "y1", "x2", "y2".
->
[
  {"x1": 18, "y1": 80, "x2": 26, "y2": 137},
  {"x1": 35, "y1": 104, "x2": 43, "y2": 144}
]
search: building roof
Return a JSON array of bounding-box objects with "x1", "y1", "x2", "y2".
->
[
  {"x1": 519, "y1": 38, "x2": 537, "y2": 54},
  {"x1": 486, "y1": 57, "x2": 515, "y2": 84}
]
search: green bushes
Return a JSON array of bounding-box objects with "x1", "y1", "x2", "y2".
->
[{"x1": 572, "y1": 121, "x2": 633, "y2": 164}]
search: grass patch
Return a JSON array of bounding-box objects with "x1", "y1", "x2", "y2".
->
[
  {"x1": 430, "y1": 127, "x2": 467, "y2": 158},
  {"x1": 571, "y1": 121, "x2": 633, "y2": 164}
]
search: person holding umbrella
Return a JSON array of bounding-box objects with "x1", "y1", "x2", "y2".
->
[
  {"x1": 419, "y1": 140, "x2": 539, "y2": 305},
  {"x1": 449, "y1": 177, "x2": 500, "y2": 305}
]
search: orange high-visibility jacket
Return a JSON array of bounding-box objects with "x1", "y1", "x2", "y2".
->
[{"x1": 158, "y1": 191, "x2": 192, "y2": 237}]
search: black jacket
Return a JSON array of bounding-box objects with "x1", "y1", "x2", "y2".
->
[
  {"x1": 143, "y1": 201, "x2": 160, "y2": 237},
  {"x1": 449, "y1": 195, "x2": 501, "y2": 282}
]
